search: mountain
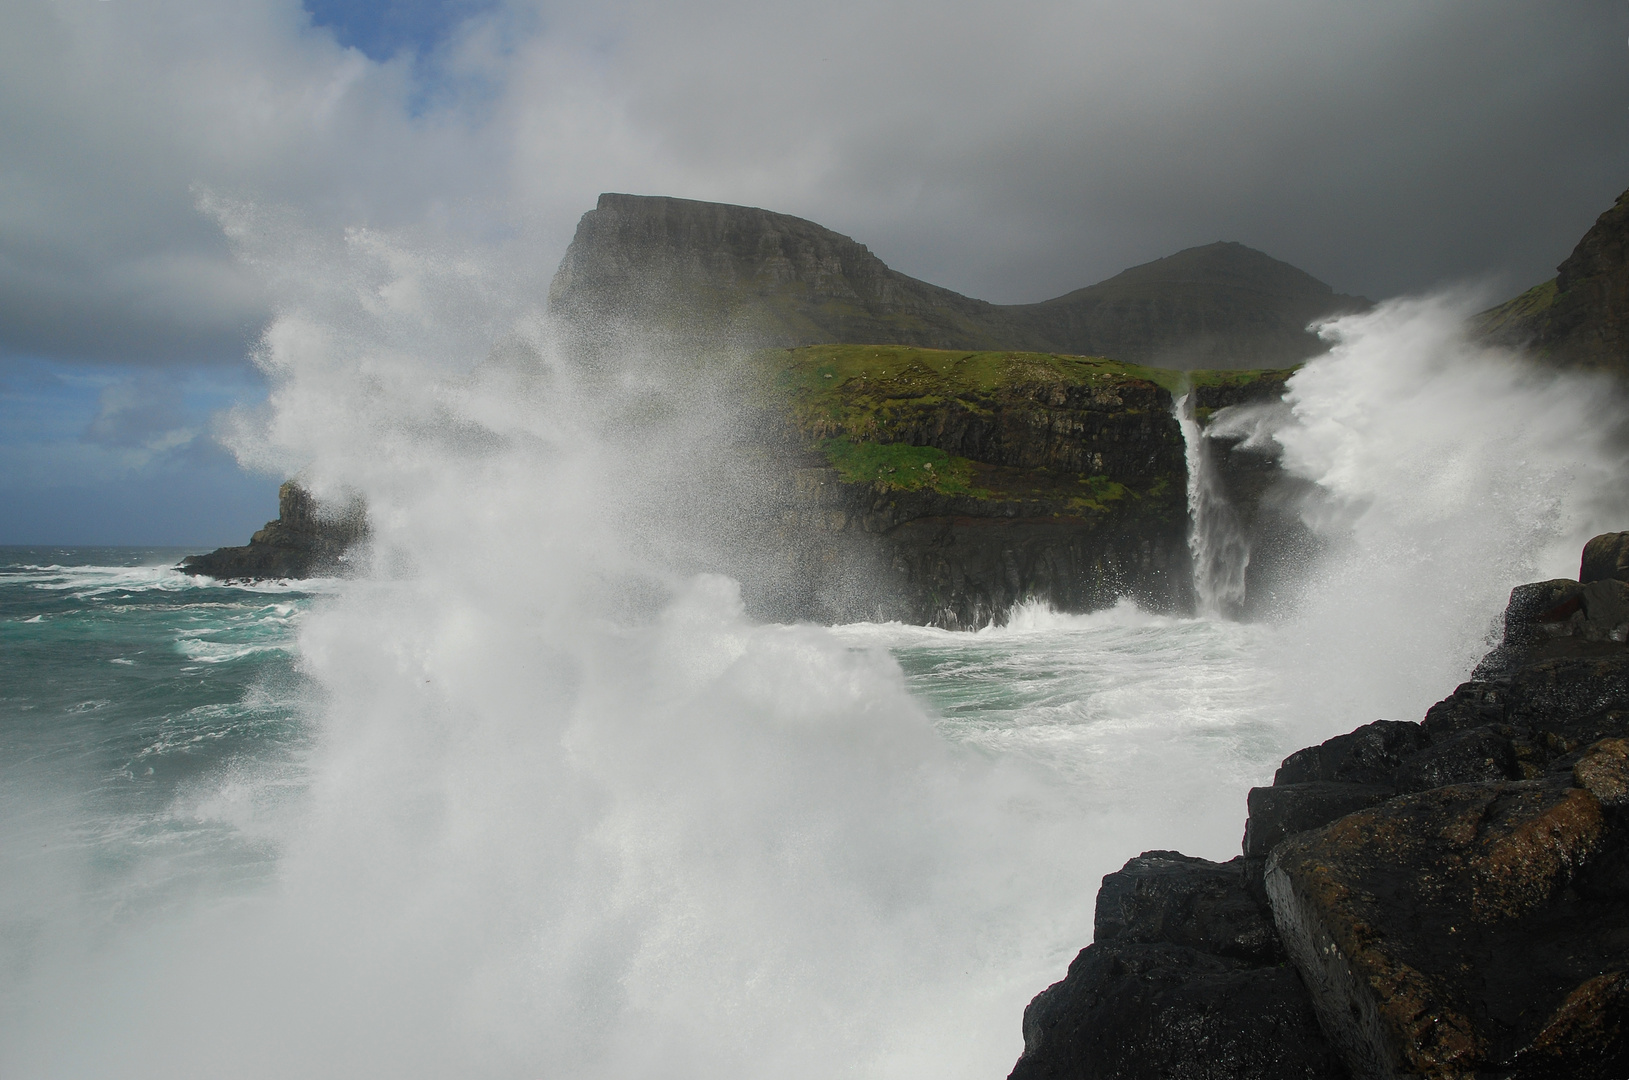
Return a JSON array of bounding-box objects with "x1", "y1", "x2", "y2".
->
[
  {"x1": 1006, "y1": 240, "x2": 1370, "y2": 369},
  {"x1": 548, "y1": 194, "x2": 1369, "y2": 368},
  {"x1": 1477, "y1": 184, "x2": 1629, "y2": 373}
]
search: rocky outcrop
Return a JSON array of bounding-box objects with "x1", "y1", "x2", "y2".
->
[
  {"x1": 180, "y1": 481, "x2": 366, "y2": 581},
  {"x1": 1477, "y1": 185, "x2": 1629, "y2": 375},
  {"x1": 1012, "y1": 852, "x2": 1347, "y2": 1080},
  {"x1": 749, "y1": 346, "x2": 1193, "y2": 626},
  {"x1": 1012, "y1": 534, "x2": 1629, "y2": 1079},
  {"x1": 549, "y1": 194, "x2": 1368, "y2": 368}
]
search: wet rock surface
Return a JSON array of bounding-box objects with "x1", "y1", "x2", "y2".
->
[
  {"x1": 1010, "y1": 533, "x2": 1629, "y2": 1079},
  {"x1": 1011, "y1": 853, "x2": 1346, "y2": 1080}
]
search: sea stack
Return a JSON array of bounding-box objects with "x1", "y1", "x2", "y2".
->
[{"x1": 180, "y1": 481, "x2": 367, "y2": 581}]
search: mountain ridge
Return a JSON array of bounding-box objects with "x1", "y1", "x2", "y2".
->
[
  {"x1": 1477, "y1": 183, "x2": 1629, "y2": 374},
  {"x1": 548, "y1": 193, "x2": 1370, "y2": 368}
]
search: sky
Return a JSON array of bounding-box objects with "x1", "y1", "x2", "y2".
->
[{"x1": 1, "y1": 0, "x2": 1626, "y2": 545}]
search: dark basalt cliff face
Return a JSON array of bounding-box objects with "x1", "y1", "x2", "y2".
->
[
  {"x1": 1478, "y1": 185, "x2": 1629, "y2": 375},
  {"x1": 752, "y1": 346, "x2": 1195, "y2": 626},
  {"x1": 1012, "y1": 535, "x2": 1629, "y2": 1080},
  {"x1": 549, "y1": 193, "x2": 1368, "y2": 368},
  {"x1": 180, "y1": 482, "x2": 366, "y2": 581}
]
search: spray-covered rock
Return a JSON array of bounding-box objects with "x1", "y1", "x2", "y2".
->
[
  {"x1": 1013, "y1": 532, "x2": 1629, "y2": 1080},
  {"x1": 180, "y1": 481, "x2": 367, "y2": 580}
]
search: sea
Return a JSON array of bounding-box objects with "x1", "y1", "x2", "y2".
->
[{"x1": 4, "y1": 224, "x2": 1628, "y2": 1079}]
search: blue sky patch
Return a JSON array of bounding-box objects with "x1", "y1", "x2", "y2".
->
[{"x1": 304, "y1": 0, "x2": 501, "y2": 61}]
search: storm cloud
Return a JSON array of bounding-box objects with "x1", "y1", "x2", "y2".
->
[{"x1": 4, "y1": 0, "x2": 1625, "y2": 368}]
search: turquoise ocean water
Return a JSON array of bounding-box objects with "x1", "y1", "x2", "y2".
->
[
  {"x1": 0, "y1": 547, "x2": 1432, "y2": 1080},
  {"x1": 0, "y1": 549, "x2": 319, "y2": 935},
  {"x1": 0, "y1": 550, "x2": 1290, "y2": 943}
]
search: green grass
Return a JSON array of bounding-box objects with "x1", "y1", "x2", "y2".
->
[
  {"x1": 763, "y1": 344, "x2": 1298, "y2": 412},
  {"x1": 767, "y1": 343, "x2": 1183, "y2": 402},
  {"x1": 1474, "y1": 278, "x2": 1557, "y2": 340},
  {"x1": 750, "y1": 343, "x2": 1286, "y2": 511},
  {"x1": 1183, "y1": 366, "x2": 1300, "y2": 391},
  {"x1": 818, "y1": 435, "x2": 989, "y2": 495}
]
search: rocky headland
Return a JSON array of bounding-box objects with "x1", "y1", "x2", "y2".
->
[
  {"x1": 549, "y1": 194, "x2": 1353, "y2": 624},
  {"x1": 748, "y1": 343, "x2": 1308, "y2": 626},
  {"x1": 1010, "y1": 534, "x2": 1629, "y2": 1079},
  {"x1": 187, "y1": 194, "x2": 1343, "y2": 613},
  {"x1": 1477, "y1": 184, "x2": 1629, "y2": 375},
  {"x1": 181, "y1": 481, "x2": 365, "y2": 581}
]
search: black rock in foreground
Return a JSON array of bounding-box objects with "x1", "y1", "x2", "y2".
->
[
  {"x1": 1011, "y1": 533, "x2": 1629, "y2": 1080},
  {"x1": 180, "y1": 481, "x2": 366, "y2": 581},
  {"x1": 1012, "y1": 852, "x2": 1345, "y2": 1080}
]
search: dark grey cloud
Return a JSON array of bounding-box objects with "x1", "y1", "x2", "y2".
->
[
  {"x1": 2, "y1": 0, "x2": 1626, "y2": 375},
  {"x1": 508, "y1": 0, "x2": 1627, "y2": 303}
]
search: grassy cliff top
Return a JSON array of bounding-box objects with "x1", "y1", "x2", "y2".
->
[
  {"x1": 762, "y1": 343, "x2": 1293, "y2": 411},
  {"x1": 1473, "y1": 278, "x2": 1558, "y2": 344},
  {"x1": 754, "y1": 344, "x2": 1292, "y2": 505}
]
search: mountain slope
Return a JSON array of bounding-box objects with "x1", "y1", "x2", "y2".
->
[
  {"x1": 1477, "y1": 184, "x2": 1629, "y2": 374},
  {"x1": 548, "y1": 194, "x2": 1368, "y2": 367},
  {"x1": 1010, "y1": 241, "x2": 1370, "y2": 368}
]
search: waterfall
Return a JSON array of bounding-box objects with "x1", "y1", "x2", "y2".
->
[{"x1": 1176, "y1": 393, "x2": 1251, "y2": 619}]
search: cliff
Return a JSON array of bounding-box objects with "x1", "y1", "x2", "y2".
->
[
  {"x1": 1188, "y1": 370, "x2": 1323, "y2": 619},
  {"x1": 180, "y1": 481, "x2": 366, "y2": 581},
  {"x1": 541, "y1": 193, "x2": 1345, "y2": 624},
  {"x1": 1012, "y1": 535, "x2": 1629, "y2": 1079},
  {"x1": 1477, "y1": 184, "x2": 1629, "y2": 375},
  {"x1": 189, "y1": 196, "x2": 1330, "y2": 616},
  {"x1": 549, "y1": 193, "x2": 1368, "y2": 367},
  {"x1": 752, "y1": 345, "x2": 1195, "y2": 626}
]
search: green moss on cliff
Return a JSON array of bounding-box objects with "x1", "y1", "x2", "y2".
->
[
  {"x1": 1474, "y1": 278, "x2": 1558, "y2": 344},
  {"x1": 771, "y1": 343, "x2": 1182, "y2": 414},
  {"x1": 818, "y1": 435, "x2": 990, "y2": 495},
  {"x1": 756, "y1": 343, "x2": 1285, "y2": 517}
]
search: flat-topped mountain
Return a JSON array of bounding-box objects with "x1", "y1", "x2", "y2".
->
[{"x1": 548, "y1": 193, "x2": 1369, "y2": 368}]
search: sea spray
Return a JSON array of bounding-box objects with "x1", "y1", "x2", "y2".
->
[
  {"x1": 8, "y1": 215, "x2": 1629, "y2": 1080},
  {"x1": 1254, "y1": 293, "x2": 1629, "y2": 738},
  {"x1": 0, "y1": 208, "x2": 1124, "y2": 1080},
  {"x1": 1176, "y1": 393, "x2": 1251, "y2": 618}
]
